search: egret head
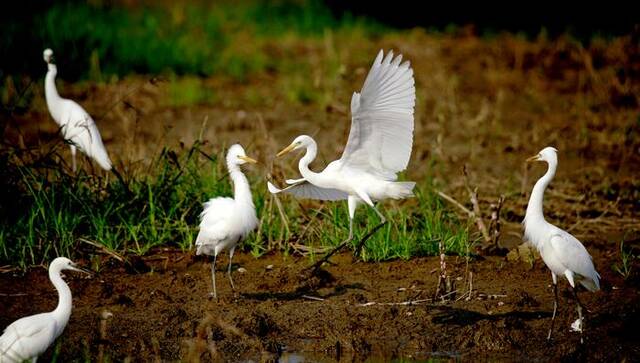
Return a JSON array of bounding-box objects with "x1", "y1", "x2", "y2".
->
[
  {"x1": 527, "y1": 146, "x2": 558, "y2": 164},
  {"x1": 43, "y1": 49, "x2": 54, "y2": 64},
  {"x1": 277, "y1": 135, "x2": 314, "y2": 157},
  {"x1": 51, "y1": 257, "x2": 93, "y2": 275},
  {"x1": 227, "y1": 144, "x2": 257, "y2": 166}
]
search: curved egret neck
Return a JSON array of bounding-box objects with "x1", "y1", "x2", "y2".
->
[
  {"x1": 228, "y1": 163, "x2": 253, "y2": 207},
  {"x1": 44, "y1": 64, "x2": 63, "y2": 123},
  {"x1": 297, "y1": 139, "x2": 322, "y2": 184},
  {"x1": 525, "y1": 157, "x2": 558, "y2": 223},
  {"x1": 50, "y1": 265, "x2": 72, "y2": 337}
]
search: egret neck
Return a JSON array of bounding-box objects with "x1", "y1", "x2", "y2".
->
[
  {"x1": 228, "y1": 164, "x2": 253, "y2": 207},
  {"x1": 525, "y1": 157, "x2": 557, "y2": 224},
  {"x1": 44, "y1": 64, "x2": 63, "y2": 123},
  {"x1": 297, "y1": 138, "x2": 321, "y2": 184},
  {"x1": 50, "y1": 264, "x2": 72, "y2": 337}
]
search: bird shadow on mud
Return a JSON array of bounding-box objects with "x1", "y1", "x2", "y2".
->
[
  {"x1": 240, "y1": 267, "x2": 365, "y2": 301},
  {"x1": 240, "y1": 283, "x2": 365, "y2": 301},
  {"x1": 431, "y1": 306, "x2": 551, "y2": 326}
]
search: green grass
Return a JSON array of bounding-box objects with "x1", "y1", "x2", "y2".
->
[
  {"x1": 0, "y1": 141, "x2": 472, "y2": 268},
  {"x1": 613, "y1": 237, "x2": 635, "y2": 280},
  {"x1": 0, "y1": 0, "x2": 384, "y2": 82}
]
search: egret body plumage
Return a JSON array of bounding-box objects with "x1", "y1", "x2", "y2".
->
[
  {"x1": 195, "y1": 144, "x2": 258, "y2": 299},
  {"x1": 269, "y1": 50, "x2": 416, "y2": 265},
  {"x1": 43, "y1": 48, "x2": 112, "y2": 171},
  {"x1": 0, "y1": 257, "x2": 90, "y2": 363},
  {"x1": 524, "y1": 146, "x2": 600, "y2": 342}
]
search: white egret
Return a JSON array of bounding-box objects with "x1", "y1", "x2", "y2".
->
[
  {"x1": 268, "y1": 50, "x2": 416, "y2": 267},
  {"x1": 524, "y1": 146, "x2": 600, "y2": 342},
  {"x1": 43, "y1": 48, "x2": 112, "y2": 172},
  {"x1": 195, "y1": 144, "x2": 259, "y2": 299},
  {"x1": 0, "y1": 257, "x2": 91, "y2": 362}
]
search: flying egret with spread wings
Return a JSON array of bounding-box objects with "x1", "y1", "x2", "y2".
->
[
  {"x1": 268, "y1": 50, "x2": 416, "y2": 267},
  {"x1": 524, "y1": 146, "x2": 600, "y2": 343},
  {"x1": 0, "y1": 257, "x2": 91, "y2": 363},
  {"x1": 43, "y1": 48, "x2": 112, "y2": 172},
  {"x1": 195, "y1": 144, "x2": 259, "y2": 299}
]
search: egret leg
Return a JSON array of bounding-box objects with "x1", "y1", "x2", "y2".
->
[
  {"x1": 211, "y1": 254, "x2": 217, "y2": 299},
  {"x1": 228, "y1": 247, "x2": 236, "y2": 291},
  {"x1": 70, "y1": 145, "x2": 77, "y2": 172},
  {"x1": 353, "y1": 203, "x2": 387, "y2": 258},
  {"x1": 573, "y1": 287, "x2": 585, "y2": 344},
  {"x1": 547, "y1": 273, "x2": 559, "y2": 341},
  {"x1": 309, "y1": 196, "x2": 357, "y2": 273}
]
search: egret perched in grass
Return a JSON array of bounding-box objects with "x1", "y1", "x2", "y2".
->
[
  {"x1": 43, "y1": 48, "x2": 112, "y2": 172},
  {"x1": 269, "y1": 50, "x2": 416, "y2": 266},
  {"x1": 196, "y1": 144, "x2": 259, "y2": 299},
  {"x1": 524, "y1": 146, "x2": 600, "y2": 342},
  {"x1": 0, "y1": 257, "x2": 91, "y2": 363}
]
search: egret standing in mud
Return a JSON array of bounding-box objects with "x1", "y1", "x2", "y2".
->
[
  {"x1": 196, "y1": 144, "x2": 259, "y2": 299},
  {"x1": 43, "y1": 48, "x2": 112, "y2": 172},
  {"x1": 269, "y1": 50, "x2": 416, "y2": 268},
  {"x1": 0, "y1": 257, "x2": 91, "y2": 362},
  {"x1": 524, "y1": 146, "x2": 600, "y2": 342}
]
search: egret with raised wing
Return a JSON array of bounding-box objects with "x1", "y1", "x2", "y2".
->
[
  {"x1": 195, "y1": 144, "x2": 259, "y2": 299},
  {"x1": 0, "y1": 257, "x2": 91, "y2": 363},
  {"x1": 43, "y1": 48, "x2": 112, "y2": 172},
  {"x1": 269, "y1": 50, "x2": 416, "y2": 268},
  {"x1": 524, "y1": 146, "x2": 600, "y2": 343}
]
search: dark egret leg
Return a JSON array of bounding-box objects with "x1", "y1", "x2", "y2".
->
[
  {"x1": 573, "y1": 286, "x2": 585, "y2": 344},
  {"x1": 211, "y1": 254, "x2": 218, "y2": 299},
  {"x1": 547, "y1": 273, "x2": 559, "y2": 341},
  {"x1": 228, "y1": 247, "x2": 236, "y2": 292},
  {"x1": 70, "y1": 145, "x2": 77, "y2": 172},
  {"x1": 310, "y1": 196, "x2": 357, "y2": 273},
  {"x1": 353, "y1": 194, "x2": 387, "y2": 258}
]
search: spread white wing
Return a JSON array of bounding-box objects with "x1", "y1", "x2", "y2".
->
[
  {"x1": 267, "y1": 181, "x2": 348, "y2": 201},
  {"x1": 339, "y1": 50, "x2": 415, "y2": 180}
]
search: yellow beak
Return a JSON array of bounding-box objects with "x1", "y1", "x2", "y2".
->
[
  {"x1": 526, "y1": 154, "x2": 541, "y2": 162},
  {"x1": 276, "y1": 143, "x2": 296, "y2": 157},
  {"x1": 239, "y1": 155, "x2": 258, "y2": 164}
]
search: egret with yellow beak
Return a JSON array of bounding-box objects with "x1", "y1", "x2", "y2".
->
[
  {"x1": 196, "y1": 144, "x2": 259, "y2": 299},
  {"x1": 523, "y1": 146, "x2": 600, "y2": 342},
  {"x1": 268, "y1": 50, "x2": 416, "y2": 269}
]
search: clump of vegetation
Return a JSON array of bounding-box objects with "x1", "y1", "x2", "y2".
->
[
  {"x1": 1, "y1": 0, "x2": 384, "y2": 82},
  {"x1": 0, "y1": 140, "x2": 472, "y2": 268}
]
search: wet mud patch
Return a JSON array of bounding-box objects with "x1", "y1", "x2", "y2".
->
[{"x1": 1, "y1": 250, "x2": 638, "y2": 361}]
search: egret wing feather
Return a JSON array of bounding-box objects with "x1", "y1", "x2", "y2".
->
[
  {"x1": 0, "y1": 314, "x2": 57, "y2": 362},
  {"x1": 196, "y1": 197, "x2": 235, "y2": 252},
  {"x1": 340, "y1": 50, "x2": 415, "y2": 180},
  {"x1": 550, "y1": 233, "x2": 601, "y2": 291},
  {"x1": 198, "y1": 197, "x2": 235, "y2": 228},
  {"x1": 267, "y1": 181, "x2": 348, "y2": 201},
  {"x1": 60, "y1": 100, "x2": 112, "y2": 170}
]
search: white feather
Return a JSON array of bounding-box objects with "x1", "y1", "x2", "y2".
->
[
  {"x1": 267, "y1": 180, "x2": 349, "y2": 201},
  {"x1": 44, "y1": 49, "x2": 112, "y2": 171},
  {"x1": 340, "y1": 49, "x2": 415, "y2": 180}
]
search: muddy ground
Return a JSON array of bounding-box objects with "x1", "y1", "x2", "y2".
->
[
  {"x1": 2, "y1": 29, "x2": 640, "y2": 361},
  {"x1": 1, "y1": 249, "x2": 639, "y2": 362}
]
